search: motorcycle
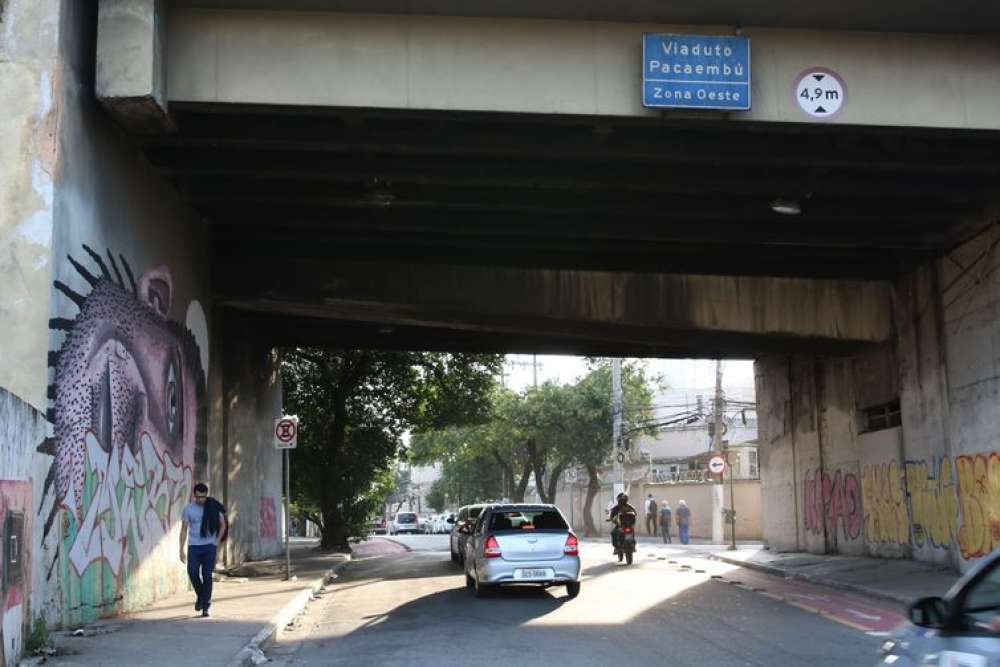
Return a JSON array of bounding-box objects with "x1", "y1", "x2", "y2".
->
[
  {"x1": 612, "y1": 510, "x2": 638, "y2": 565},
  {"x1": 619, "y1": 511, "x2": 637, "y2": 565}
]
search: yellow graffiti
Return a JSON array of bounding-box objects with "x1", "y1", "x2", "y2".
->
[
  {"x1": 861, "y1": 461, "x2": 910, "y2": 546},
  {"x1": 955, "y1": 453, "x2": 1000, "y2": 560},
  {"x1": 905, "y1": 458, "x2": 957, "y2": 549}
]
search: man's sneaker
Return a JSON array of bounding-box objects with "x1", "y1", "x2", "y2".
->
[{"x1": 201, "y1": 608, "x2": 210, "y2": 618}]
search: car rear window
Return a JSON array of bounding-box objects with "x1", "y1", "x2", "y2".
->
[
  {"x1": 397, "y1": 513, "x2": 417, "y2": 523},
  {"x1": 469, "y1": 507, "x2": 483, "y2": 519},
  {"x1": 489, "y1": 510, "x2": 567, "y2": 532}
]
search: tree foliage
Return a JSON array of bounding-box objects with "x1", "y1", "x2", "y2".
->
[
  {"x1": 410, "y1": 359, "x2": 655, "y2": 536},
  {"x1": 281, "y1": 349, "x2": 502, "y2": 551}
]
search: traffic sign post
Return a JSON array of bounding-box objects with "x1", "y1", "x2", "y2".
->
[
  {"x1": 274, "y1": 416, "x2": 298, "y2": 580},
  {"x1": 708, "y1": 455, "x2": 727, "y2": 476}
]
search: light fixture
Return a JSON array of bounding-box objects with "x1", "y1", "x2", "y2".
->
[{"x1": 771, "y1": 198, "x2": 802, "y2": 215}]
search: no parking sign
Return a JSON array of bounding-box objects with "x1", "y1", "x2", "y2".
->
[{"x1": 274, "y1": 415, "x2": 299, "y2": 450}]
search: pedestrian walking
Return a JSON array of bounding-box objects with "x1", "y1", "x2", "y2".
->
[
  {"x1": 180, "y1": 482, "x2": 228, "y2": 617},
  {"x1": 645, "y1": 494, "x2": 658, "y2": 536},
  {"x1": 659, "y1": 501, "x2": 673, "y2": 543},
  {"x1": 676, "y1": 499, "x2": 691, "y2": 545}
]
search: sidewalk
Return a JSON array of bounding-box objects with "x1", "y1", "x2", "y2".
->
[
  {"x1": 710, "y1": 548, "x2": 960, "y2": 605},
  {"x1": 42, "y1": 538, "x2": 352, "y2": 667}
]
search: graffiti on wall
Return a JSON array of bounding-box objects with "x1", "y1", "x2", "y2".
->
[
  {"x1": 46, "y1": 247, "x2": 207, "y2": 622},
  {"x1": 0, "y1": 482, "x2": 31, "y2": 667},
  {"x1": 861, "y1": 461, "x2": 910, "y2": 547},
  {"x1": 803, "y1": 468, "x2": 863, "y2": 540},
  {"x1": 904, "y1": 457, "x2": 957, "y2": 550},
  {"x1": 955, "y1": 452, "x2": 1000, "y2": 560},
  {"x1": 260, "y1": 497, "x2": 277, "y2": 542}
]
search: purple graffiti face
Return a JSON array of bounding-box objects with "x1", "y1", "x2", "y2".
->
[{"x1": 51, "y1": 253, "x2": 206, "y2": 523}]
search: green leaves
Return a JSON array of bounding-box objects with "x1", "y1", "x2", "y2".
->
[{"x1": 281, "y1": 348, "x2": 502, "y2": 549}]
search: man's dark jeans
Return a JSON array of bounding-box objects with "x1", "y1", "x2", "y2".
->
[{"x1": 187, "y1": 544, "x2": 217, "y2": 609}]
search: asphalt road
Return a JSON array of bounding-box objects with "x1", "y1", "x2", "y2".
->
[{"x1": 267, "y1": 536, "x2": 886, "y2": 666}]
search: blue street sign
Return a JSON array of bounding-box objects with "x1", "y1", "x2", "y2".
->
[{"x1": 642, "y1": 33, "x2": 751, "y2": 111}]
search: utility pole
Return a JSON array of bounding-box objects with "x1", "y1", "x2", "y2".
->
[
  {"x1": 612, "y1": 358, "x2": 624, "y2": 494},
  {"x1": 711, "y1": 360, "x2": 725, "y2": 546}
]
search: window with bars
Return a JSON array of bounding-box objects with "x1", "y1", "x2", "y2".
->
[{"x1": 861, "y1": 399, "x2": 901, "y2": 433}]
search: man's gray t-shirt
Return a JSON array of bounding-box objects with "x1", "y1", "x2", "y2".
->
[{"x1": 183, "y1": 502, "x2": 219, "y2": 547}]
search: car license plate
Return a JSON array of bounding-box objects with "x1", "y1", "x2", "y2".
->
[{"x1": 514, "y1": 568, "x2": 553, "y2": 580}]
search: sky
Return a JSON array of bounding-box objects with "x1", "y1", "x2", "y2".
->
[{"x1": 502, "y1": 355, "x2": 756, "y2": 393}]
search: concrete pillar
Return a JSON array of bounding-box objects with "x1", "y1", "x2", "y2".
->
[{"x1": 96, "y1": 0, "x2": 171, "y2": 132}]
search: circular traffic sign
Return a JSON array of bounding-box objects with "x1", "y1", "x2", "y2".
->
[
  {"x1": 794, "y1": 68, "x2": 846, "y2": 120},
  {"x1": 708, "y1": 455, "x2": 727, "y2": 475},
  {"x1": 275, "y1": 417, "x2": 297, "y2": 443}
]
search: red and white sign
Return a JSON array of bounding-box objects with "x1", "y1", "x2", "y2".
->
[
  {"x1": 708, "y1": 455, "x2": 727, "y2": 475},
  {"x1": 273, "y1": 416, "x2": 299, "y2": 450}
]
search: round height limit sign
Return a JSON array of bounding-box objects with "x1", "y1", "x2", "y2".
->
[{"x1": 795, "y1": 68, "x2": 846, "y2": 119}]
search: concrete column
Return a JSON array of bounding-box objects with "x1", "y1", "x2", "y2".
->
[{"x1": 96, "y1": 0, "x2": 171, "y2": 132}]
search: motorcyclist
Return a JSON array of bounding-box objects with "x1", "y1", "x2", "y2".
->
[{"x1": 608, "y1": 492, "x2": 638, "y2": 555}]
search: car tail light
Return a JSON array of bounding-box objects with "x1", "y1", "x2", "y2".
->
[
  {"x1": 623, "y1": 526, "x2": 633, "y2": 534},
  {"x1": 484, "y1": 535, "x2": 502, "y2": 559},
  {"x1": 564, "y1": 533, "x2": 579, "y2": 557}
]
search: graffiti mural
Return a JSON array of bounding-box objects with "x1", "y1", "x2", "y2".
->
[
  {"x1": 905, "y1": 457, "x2": 958, "y2": 550},
  {"x1": 861, "y1": 461, "x2": 910, "y2": 547},
  {"x1": 47, "y1": 247, "x2": 207, "y2": 623},
  {"x1": 803, "y1": 468, "x2": 863, "y2": 540},
  {"x1": 955, "y1": 452, "x2": 1000, "y2": 560},
  {"x1": 260, "y1": 497, "x2": 278, "y2": 542},
  {"x1": 0, "y1": 482, "x2": 31, "y2": 667}
]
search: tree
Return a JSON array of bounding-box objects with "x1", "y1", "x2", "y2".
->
[
  {"x1": 282, "y1": 349, "x2": 502, "y2": 551},
  {"x1": 425, "y1": 479, "x2": 447, "y2": 513},
  {"x1": 410, "y1": 359, "x2": 655, "y2": 536}
]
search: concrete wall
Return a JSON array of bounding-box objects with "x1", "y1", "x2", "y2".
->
[
  {"x1": 757, "y1": 229, "x2": 1000, "y2": 571},
  {"x1": 0, "y1": 2, "x2": 281, "y2": 656},
  {"x1": 166, "y1": 9, "x2": 1000, "y2": 130}
]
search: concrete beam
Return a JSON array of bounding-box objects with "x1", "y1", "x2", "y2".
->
[
  {"x1": 97, "y1": 0, "x2": 172, "y2": 132},
  {"x1": 215, "y1": 259, "x2": 893, "y2": 355},
  {"x1": 168, "y1": 9, "x2": 1000, "y2": 130}
]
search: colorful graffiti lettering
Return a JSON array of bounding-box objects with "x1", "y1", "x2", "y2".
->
[
  {"x1": 47, "y1": 247, "x2": 207, "y2": 623},
  {"x1": 955, "y1": 452, "x2": 1000, "y2": 560},
  {"x1": 904, "y1": 457, "x2": 957, "y2": 549},
  {"x1": 803, "y1": 468, "x2": 863, "y2": 540},
  {"x1": 260, "y1": 496, "x2": 278, "y2": 542},
  {"x1": 861, "y1": 461, "x2": 910, "y2": 546}
]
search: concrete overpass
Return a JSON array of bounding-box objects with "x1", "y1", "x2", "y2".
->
[{"x1": 3, "y1": 0, "x2": 1000, "y2": 656}]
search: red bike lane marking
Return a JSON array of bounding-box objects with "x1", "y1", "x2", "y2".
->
[
  {"x1": 716, "y1": 567, "x2": 906, "y2": 633},
  {"x1": 353, "y1": 537, "x2": 410, "y2": 557}
]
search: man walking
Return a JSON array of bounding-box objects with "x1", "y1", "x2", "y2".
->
[
  {"x1": 645, "y1": 494, "x2": 658, "y2": 536},
  {"x1": 659, "y1": 500, "x2": 673, "y2": 544},
  {"x1": 676, "y1": 499, "x2": 691, "y2": 545},
  {"x1": 180, "y1": 483, "x2": 227, "y2": 617}
]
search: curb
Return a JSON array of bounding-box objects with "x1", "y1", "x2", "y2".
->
[
  {"x1": 378, "y1": 536, "x2": 413, "y2": 552},
  {"x1": 708, "y1": 553, "x2": 915, "y2": 606},
  {"x1": 224, "y1": 556, "x2": 352, "y2": 667}
]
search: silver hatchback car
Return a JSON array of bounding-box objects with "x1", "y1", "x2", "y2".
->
[
  {"x1": 463, "y1": 504, "x2": 581, "y2": 598},
  {"x1": 878, "y1": 546, "x2": 1000, "y2": 665}
]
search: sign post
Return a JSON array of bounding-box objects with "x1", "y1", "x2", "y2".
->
[
  {"x1": 274, "y1": 415, "x2": 299, "y2": 581},
  {"x1": 642, "y1": 33, "x2": 751, "y2": 111}
]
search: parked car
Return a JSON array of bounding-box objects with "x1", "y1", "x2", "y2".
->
[
  {"x1": 391, "y1": 511, "x2": 421, "y2": 535},
  {"x1": 421, "y1": 515, "x2": 435, "y2": 534},
  {"x1": 877, "y1": 546, "x2": 1000, "y2": 665},
  {"x1": 371, "y1": 517, "x2": 387, "y2": 535},
  {"x1": 450, "y1": 504, "x2": 485, "y2": 563},
  {"x1": 462, "y1": 503, "x2": 581, "y2": 599},
  {"x1": 439, "y1": 513, "x2": 456, "y2": 534}
]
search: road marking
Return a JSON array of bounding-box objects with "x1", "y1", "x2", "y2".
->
[{"x1": 845, "y1": 609, "x2": 882, "y2": 622}]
